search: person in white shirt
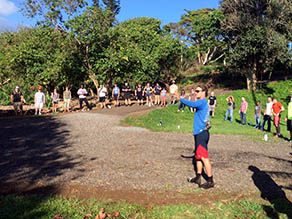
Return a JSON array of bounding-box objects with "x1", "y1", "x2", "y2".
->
[
  {"x1": 98, "y1": 85, "x2": 107, "y2": 109},
  {"x1": 261, "y1": 96, "x2": 273, "y2": 132},
  {"x1": 77, "y1": 84, "x2": 91, "y2": 111},
  {"x1": 34, "y1": 86, "x2": 46, "y2": 115},
  {"x1": 169, "y1": 80, "x2": 178, "y2": 105}
]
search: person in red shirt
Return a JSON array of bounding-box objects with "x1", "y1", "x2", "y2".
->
[{"x1": 272, "y1": 98, "x2": 285, "y2": 137}]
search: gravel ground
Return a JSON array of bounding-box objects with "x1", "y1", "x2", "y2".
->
[{"x1": 1, "y1": 106, "x2": 291, "y2": 196}]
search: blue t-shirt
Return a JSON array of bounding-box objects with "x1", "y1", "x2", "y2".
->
[
  {"x1": 180, "y1": 98, "x2": 210, "y2": 135},
  {"x1": 113, "y1": 87, "x2": 120, "y2": 95}
]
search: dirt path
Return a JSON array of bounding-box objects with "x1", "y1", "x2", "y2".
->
[{"x1": 0, "y1": 105, "x2": 291, "y2": 205}]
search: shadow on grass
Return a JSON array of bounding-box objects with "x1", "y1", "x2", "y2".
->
[{"x1": 248, "y1": 165, "x2": 292, "y2": 219}]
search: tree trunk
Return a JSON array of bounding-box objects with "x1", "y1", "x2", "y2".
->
[
  {"x1": 246, "y1": 72, "x2": 257, "y2": 91},
  {"x1": 89, "y1": 74, "x2": 99, "y2": 96}
]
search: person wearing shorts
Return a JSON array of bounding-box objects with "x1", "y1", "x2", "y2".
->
[
  {"x1": 286, "y1": 95, "x2": 292, "y2": 142},
  {"x1": 51, "y1": 88, "x2": 59, "y2": 113},
  {"x1": 160, "y1": 87, "x2": 167, "y2": 107},
  {"x1": 135, "y1": 83, "x2": 144, "y2": 105},
  {"x1": 77, "y1": 84, "x2": 91, "y2": 111},
  {"x1": 63, "y1": 86, "x2": 71, "y2": 112},
  {"x1": 122, "y1": 82, "x2": 131, "y2": 106},
  {"x1": 144, "y1": 83, "x2": 153, "y2": 107},
  {"x1": 208, "y1": 91, "x2": 216, "y2": 118},
  {"x1": 34, "y1": 86, "x2": 46, "y2": 115},
  {"x1": 11, "y1": 86, "x2": 24, "y2": 116},
  {"x1": 98, "y1": 85, "x2": 107, "y2": 109},
  {"x1": 272, "y1": 98, "x2": 284, "y2": 137},
  {"x1": 112, "y1": 84, "x2": 120, "y2": 107},
  {"x1": 176, "y1": 85, "x2": 214, "y2": 189},
  {"x1": 154, "y1": 83, "x2": 162, "y2": 105},
  {"x1": 169, "y1": 80, "x2": 178, "y2": 105}
]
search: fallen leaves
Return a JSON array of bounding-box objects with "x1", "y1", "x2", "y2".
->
[
  {"x1": 79, "y1": 208, "x2": 120, "y2": 219},
  {"x1": 54, "y1": 214, "x2": 63, "y2": 219}
]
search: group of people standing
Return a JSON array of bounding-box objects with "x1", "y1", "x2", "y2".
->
[
  {"x1": 224, "y1": 95, "x2": 289, "y2": 139},
  {"x1": 9, "y1": 80, "x2": 181, "y2": 115}
]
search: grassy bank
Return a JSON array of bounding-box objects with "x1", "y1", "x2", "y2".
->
[
  {"x1": 0, "y1": 195, "x2": 292, "y2": 218},
  {"x1": 122, "y1": 80, "x2": 292, "y2": 141}
]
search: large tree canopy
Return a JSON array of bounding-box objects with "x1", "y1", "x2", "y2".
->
[{"x1": 221, "y1": 0, "x2": 292, "y2": 90}]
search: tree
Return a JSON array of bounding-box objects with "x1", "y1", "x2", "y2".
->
[
  {"x1": 66, "y1": 6, "x2": 113, "y2": 94},
  {"x1": 221, "y1": 0, "x2": 292, "y2": 90},
  {"x1": 0, "y1": 27, "x2": 84, "y2": 104},
  {"x1": 168, "y1": 9, "x2": 226, "y2": 67},
  {"x1": 98, "y1": 17, "x2": 181, "y2": 87}
]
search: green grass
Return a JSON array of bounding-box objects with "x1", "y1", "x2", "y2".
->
[
  {"x1": 0, "y1": 195, "x2": 292, "y2": 218},
  {"x1": 122, "y1": 79, "x2": 292, "y2": 141}
]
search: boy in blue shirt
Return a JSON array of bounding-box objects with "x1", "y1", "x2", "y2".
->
[{"x1": 176, "y1": 85, "x2": 215, "y2": 189}]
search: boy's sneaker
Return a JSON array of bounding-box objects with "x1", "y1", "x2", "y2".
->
[
  {"x1": 200, "y1": 181, "x2": 215, "y2": 189},
  {"x1": 187, "y1": 176, "x2": 201, "y2": 186}
]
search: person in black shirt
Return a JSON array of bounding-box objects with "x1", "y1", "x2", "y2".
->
[
  {"x1": 154, "y1": 83, "x2": 162, "y2": 105},
  {"x1": 122, "y1": 82, "x2": 131, "y2": 106},
  {"x1": 135, "y1": 83, "x2": 144, "y2": 105},
  {"x1": 10, "y1": 86, "x2": 24, "y2": 116},
  {"x1": 208, "y1": 91, "x2": 216, "y2": 118}
]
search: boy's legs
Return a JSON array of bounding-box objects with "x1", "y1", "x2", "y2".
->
[
  {"x1": 267, "y1": 116, "x2": 271, "y2": 132},
  {"x1": 79, "y1": 98, "x2": 83, "y2": 110},
  {"x1": 230, "y1": 110, "x2": 233, "y2": 122},
  {"x1": 84, "y1": 98, "x2": 90, "y2": 110},
  {"x1": 243, "y1": 113, "x2": 246, "y2": 125},
  {"x1": 224, "y1": 110, "x2": 229, "y2": 121},
  {"x1": 261, "y1": 115, "x2": 266, "y2": 130}
]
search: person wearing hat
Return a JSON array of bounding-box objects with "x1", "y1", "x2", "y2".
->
[
  {"x1": 34, "y1": 86, "x2": 46, "y2": 115},
  {"x1": 169, "y1": 80, "x2": 178, "y2": 105},
  {"x1": 10, "y1": 86, "x2": 24, "y2": 116}
]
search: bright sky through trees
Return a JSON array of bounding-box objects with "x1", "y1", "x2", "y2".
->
[{"x1": 0, "y1": 0, "x2": 220, "y2": 30}]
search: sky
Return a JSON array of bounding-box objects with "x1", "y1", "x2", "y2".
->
[{"x1": 0, "y1": 0, "x2": 220, "y2": 31}]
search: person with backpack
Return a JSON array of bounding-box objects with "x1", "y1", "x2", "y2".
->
[{"x1": 224, "y1": 95, "x2": 235, "y2": 122}]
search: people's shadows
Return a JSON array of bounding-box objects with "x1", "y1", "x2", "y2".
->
[{"x1": 248, "y1": 165, "x2": 292, "y2": 218}]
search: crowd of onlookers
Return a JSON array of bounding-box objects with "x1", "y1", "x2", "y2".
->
[
  {"x1": 9, "y1": 81, "x2": 292, "y2": 141},
  {"x1": 223, "y1": 95, "x2": 289, "y2": 140}
]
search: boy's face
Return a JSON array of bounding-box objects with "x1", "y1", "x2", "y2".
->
[
  {"x1": 257, "y1": 102, "x2": 260, "y2": 106},
  {"x1": 273, "y1": 99, "x2": 277, "y2": 104},
  {"x1": 195, "y1": 87, "x2": 205, "y2": 100},
  {"x1": 268, "y1": 97, "x2": 272, "y2": 102}
]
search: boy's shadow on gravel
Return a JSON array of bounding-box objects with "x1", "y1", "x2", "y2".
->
[
  {"x1": 248, "y1": 165, "x2": 292, "y2": 218},
  {"x1": 0, "y1": 116, "x2": 83, "y2": 193}
]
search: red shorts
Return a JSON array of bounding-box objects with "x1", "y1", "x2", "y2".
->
[
  {"x1": 274, "y1": 115, "x2": 280, "y2": 126},
  {"x1": 194, "y1": 130, "x2": 210, "y2": 159}
]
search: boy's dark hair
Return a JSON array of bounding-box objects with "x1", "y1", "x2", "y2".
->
[
  {"x1": 181, "y1": 89, "x2": 185, "y2": 95},
  {"x1": 257, "y1": 100, "x2": 261, "y2": 103},
  {"x1": 197, "y1": 84, "x2": 208, "y2": 97}
]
